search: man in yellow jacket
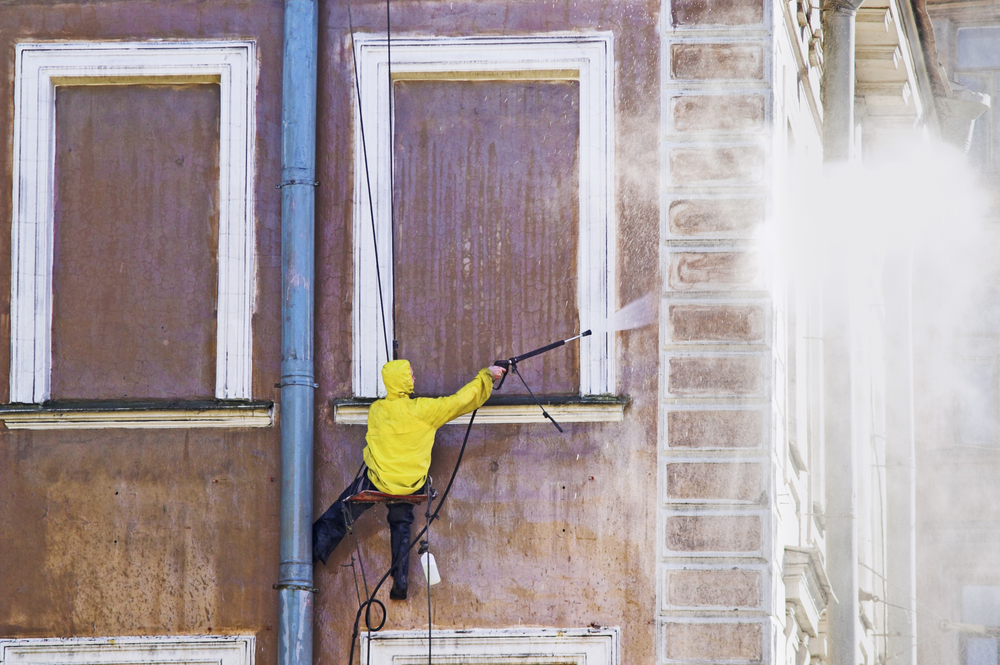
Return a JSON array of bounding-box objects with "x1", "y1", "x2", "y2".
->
[{"x1": 313, "y1": 359, "x2": 506, "y2": 599}]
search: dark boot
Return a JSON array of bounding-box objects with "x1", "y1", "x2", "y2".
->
[
  {"x1": 390, "y1": 573, "x2": 408, "y2": 600},
  {"x1": 387, "y1": 502, "x2": 415, "y2": 599}
]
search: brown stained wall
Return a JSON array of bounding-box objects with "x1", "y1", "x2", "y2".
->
[
  {"x1": 0, "y1": 4, "x2": 285, "y2": 665},
  {"x1": 0, "y1": 1, "x2": 660, "y2": 665},
  {"x1": 52, "y1": 84, "x2": 220, "y2": 400},
  {"x1": 393, "y1": 79, "x2": 581, "y2": 396},
  {"x1": 314, "y1": 1, "x2": 659, "y2": 664}
]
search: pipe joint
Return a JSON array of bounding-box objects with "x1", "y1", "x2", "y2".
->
[
  {"x1": 274, "y1": 583, "x2": 318, "y2": 593},
  {"x1": 281, "y1": 359, "x2": 314, "y2": 374},
  {"x1": 278, "y1": 375, "x2": 318, "y2": 389},
  {"x1": 277, "y1": 179, "x2": 319, "y2": 189},
  {"x1": 279, "y1": 561, "x2": 315, "y2": 584}
]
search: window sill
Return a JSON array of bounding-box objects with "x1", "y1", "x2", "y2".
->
[
  {"x1": 0, "y1": 400, "x2": 273, "y2": 430},
  {"x1": 332, "y1": 395, "x2": 629, "y2": 426}
]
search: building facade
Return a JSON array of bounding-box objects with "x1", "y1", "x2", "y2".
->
[
  {"x1": 0, "y1": 1, "x2": 984, "y2": 665},
  {"x1": 915, "y1": 2, "x2": 1000, "y2": 665}
]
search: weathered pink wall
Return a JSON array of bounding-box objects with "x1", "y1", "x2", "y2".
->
[
  {"x1": 314, "y1": 1, "x2": 660, "y2": 664},
  {"x1": 0, "y1": 5, "x2": 286, "y2": 665},
  {"x1": 0, "y1": 2, "x2": 661, "y2": 665},
  {"x1": 393, "y1": 79, "x2": 581, "y2": 396},
  {"x1": 52, "y1": 84, "x2": 221, "y2": 399}
]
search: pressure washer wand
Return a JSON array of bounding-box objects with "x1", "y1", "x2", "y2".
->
[
  {"x1": 495, "y1": 329, "x2": 592, "y2": 371},
  {"x1": 492, "y1": 330, "x2": 593, "y2": 432}
]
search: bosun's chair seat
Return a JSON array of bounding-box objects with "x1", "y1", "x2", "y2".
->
[{"x1": 346, "y1": 489, "x2": 437, "y2": 505}]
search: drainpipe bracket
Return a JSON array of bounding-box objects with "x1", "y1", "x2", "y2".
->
[
  {"x1": 273, "y1": 583, "x2": 319, "y2": 593},
  {"x1": 276, "y1": 180, "x2": 320, "y2": 189},
  {"x1": 275, "y1": 379, "x2": 319, "y2": 388}
]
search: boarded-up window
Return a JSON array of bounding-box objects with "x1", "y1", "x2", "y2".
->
[
  {"x1": 392, "y1": 80, "x2": 580, "y2": 396},
  {"x1": 51, "y1": 84, "x2": 220, "y2": 400}
]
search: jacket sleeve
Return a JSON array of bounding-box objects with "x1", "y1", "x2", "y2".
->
[{"x1": 417, "y1": 368, "x2": 494, "y2": 428}]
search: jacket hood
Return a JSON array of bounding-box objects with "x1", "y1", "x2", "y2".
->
[{"x1": 381, "y1": 360, "x2": 413, "y2": 399}]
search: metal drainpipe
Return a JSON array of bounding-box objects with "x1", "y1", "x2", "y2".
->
[
  {"x1": 277, "y1": 3, "x2": 318, "y2": 665},
  {"x1": 884, "y1": 251, "x2": 917, "y2": 665},
  {"x1": 820, "y1": 1, "x2": 864, "y2": 663},
  {"x1": 823, "y1": 274, "x2": 859, "y2": 665},
  {"x1": 822, "y1": 0, "x2": 866, "y2": 161}
]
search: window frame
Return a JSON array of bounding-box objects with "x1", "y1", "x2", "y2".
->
[
  {"x1": 953, "y1": 27, "x2": 1000, "y2": 174},
  {"x1": 351, "y1": 33, "x2": 616, "y2": 399},
  {"x1": 0, "y1": 635, "x2": 254, "y2": 665},
  {"x1": 11, "y1": 40, "x2": 257, "y2": 404},
  {"x1": 360, "y1": 627, "x2": 619, "y2": 665}
]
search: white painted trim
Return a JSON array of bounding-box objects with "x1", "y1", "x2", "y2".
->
[
  {"x1": 11, "y1": 41, "x2": 257, "y2": 403},
  {"x1": 351, "y1": 34, "x2": 615, "y2": 398},
  {"x1": 361, "y1": 628, "x2": 619, "y2": 665},
  {"x1": 334, "y1": 401, "x2": 624, "y2": 425},
  {"x1": 0, "y1": 635, "x2": 254, "y2": 665},
  {"x1": 0, "y1": 405, "x2": 272, "y2": 430}
]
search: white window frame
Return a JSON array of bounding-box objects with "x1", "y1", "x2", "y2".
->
[
  {"x1": 0, "y1": 636, "x2": 254, "y2": 665},
  {"x1": 361, "y1": 627, "x2": 619, "y2": 665},
  {"x1": 11, "y1": 41, "x2": 257, "y2": 403},
  {"x1": 351, "y1": 33, "x2": 616, "y2": 398}
]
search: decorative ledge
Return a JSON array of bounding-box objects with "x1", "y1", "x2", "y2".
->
[
  {"x1": 783, "y1": 546, "x2": 835, "y2": 637},
  {"x1": 333, "y1": 395, "x2": 629, "y2": 426},
  {"x1": 0, "y1": 400, "x2": 273, "y2": 430}
]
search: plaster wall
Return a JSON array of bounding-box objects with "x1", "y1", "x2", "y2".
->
[
  {"x1": 0, "y1": 4, "x2": 287, "y2": 665},
  {"x1": 769, "y1": 25, "x2": 827, "y2": 663},
  {"x1": 0, "y1": 2, "x2": 662, "y2": 665},
  {"x1": 313, "y1": 2, "x2": 660, "y2": 664}
]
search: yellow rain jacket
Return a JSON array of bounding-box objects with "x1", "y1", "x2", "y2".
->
[{"x1": 363, "y1": 360, "x2": 494, "y2": 496}]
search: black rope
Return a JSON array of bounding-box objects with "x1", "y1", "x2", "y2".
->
[
  {"x1": 342, "y1": 553, "x2": 363, "y2": 608},
  {"x1": 510, "y1": 363, "x2": 563, "y2": 432},
  {"x1": 345, "y1": 505, "x2": 371, "y2": 601},
  {"x1": 386, "y1": 0, "x2": 399, "y2": 355},
  {"x1": 346, "y1": 0, "x2": 391, "y2": 368},
  {"x1": 423, "y1": 483, "x2": 434, "y2": 665},
  {"x1": 347, "y1": 410, "x2": 478, "y2": 665}
]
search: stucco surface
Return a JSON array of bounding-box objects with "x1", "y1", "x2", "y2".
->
[
  {"x1": 0, "y1": 2, "x2": 660, "y2": 665},
  {"x1": 313, "y1": 1, "x2": 660, "y2": 663},
  {"x1": 51, "y1": 84, "x2": 221, "y2": 399},
  {"x1": 0, "y1": 5, "x2": 285, "y2": 665},
  {"x1": 392, "y1": 79, "x2": 581, "y2": 396}
]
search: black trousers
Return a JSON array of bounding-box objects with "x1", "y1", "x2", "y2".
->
[{"x1": 312, "y1": 471, "x2": 418, "y2": 588}]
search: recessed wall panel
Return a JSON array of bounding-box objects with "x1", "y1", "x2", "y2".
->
[{"x1": 51, "y1": 84, "x2": 220, "y2": 400}]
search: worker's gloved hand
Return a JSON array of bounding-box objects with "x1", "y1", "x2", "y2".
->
[{"x1": 488, "y1": 365, "x2": 506, "y2": 381}]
